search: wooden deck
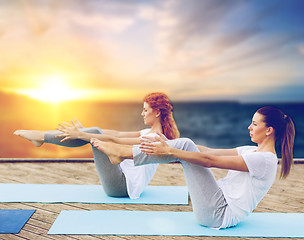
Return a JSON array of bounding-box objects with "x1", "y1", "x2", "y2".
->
[{"x1": 0, "y1": 159, "x2": 303, "y2": 240}]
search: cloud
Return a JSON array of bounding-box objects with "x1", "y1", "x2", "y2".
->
[
  {"x1": 152, "y1": 0, "x2": 303, "y2": 63},
  {"x1": 161, "y1": 0, "x2": 243, "y2": 49},
  {"x1": 1, "y1": 0, "x2": 303, "y2": 102},
  {"x1": 0, "y1": 0, "x2": 160, "y2": 91}
]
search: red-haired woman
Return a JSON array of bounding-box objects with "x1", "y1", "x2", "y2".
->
[
  {"x1": 91, "y1": 106, "x2": 295, "y2": 228},
  {"x1": 14, "y1": 92, "x2": 179, "y2": 199}
]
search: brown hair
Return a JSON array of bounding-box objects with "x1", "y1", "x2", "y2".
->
[
  {"x1": 144, "y1": 92, "x2": 180, "y2": 140},
  {"x1": 257, "y1": 106, "x2": 295, "y2": 178}
]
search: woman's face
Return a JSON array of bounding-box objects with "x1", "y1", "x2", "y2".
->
[
  {"x1": 141, "y1": 102, "x2": 159, "y2": 126},
  {"x1": 248, "y1": 112, "x2": 270, "y2": 144}
]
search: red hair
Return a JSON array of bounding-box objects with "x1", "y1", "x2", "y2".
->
[{"x1": 143, "y1": 92, "x2": 180, "y2": 140}]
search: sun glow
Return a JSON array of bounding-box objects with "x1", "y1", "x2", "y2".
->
[
  {"x1": 16, "y1": 75, "x2": 86, "y2": 104},
  {"x1": 11, "y1": 74, "x2": 151, "y2": 103}
]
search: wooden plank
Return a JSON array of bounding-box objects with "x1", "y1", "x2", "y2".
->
[
  {"x1": 0, "y1": 158, "x2": 94, "y2": 163},
  {"x1": 1, "y1": 158, "x2": 304, "y2": 164}
]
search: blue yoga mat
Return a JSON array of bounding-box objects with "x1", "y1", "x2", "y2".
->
[
  {"x1": 0, "y1": 209, "x2": 35, "y2": 234},
  {"x1": 48, "y1": 210, "x2": 304, "y2": 237},
  {"x1": 0, "y1": 183, "x2": 188, "y2": 205}
]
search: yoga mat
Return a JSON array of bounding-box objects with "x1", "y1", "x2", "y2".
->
[
  {"x1": 0, "y1": 183, "x2": 188, "y2": 205},
  {"x1": 48, "y1": 210, "x2": 304, "y2": 237},
  {"x1": 0, "y1": 209, "x2": 35, "y2": 234}
]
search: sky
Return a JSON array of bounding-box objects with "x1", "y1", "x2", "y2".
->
[{"x1": 1, "y1": 0, "x2": 304, "y2": 103}]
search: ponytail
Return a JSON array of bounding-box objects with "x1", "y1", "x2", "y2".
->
[
  {"x1": 160, "y1": 110, "x2": 180, "y2": 140},
  {"x1": 280, "y1": 116, "x2": 295, "y2": 178},
  {"x1": 257, "y1": 106, "x2": 295, "y2": 178}
]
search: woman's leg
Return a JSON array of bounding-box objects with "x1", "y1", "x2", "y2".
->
[
  {"x1": 181, "y1": 161, "x2": 227, "y2": 228},
  {"x1": 132, "y1": 138, "x2": 227, "y2": 228},
  {"x1": 14, "y1": 128, "x2": 91, "y2": 147},
  {"x1": 16, "y1": 127, "x2": 128, "y2": 197},
  {"x1": 14, "y1": 130, "x2": 44, "y2": 147},
  {"x1": 46, "y1": 127, "x2": 128, "y2": 197},
  {"x1": 92, "y1": 145, "x2": 128, "y2": 197}
]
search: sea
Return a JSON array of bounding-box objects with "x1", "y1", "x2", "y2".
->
[
  {"x1": 3, "y1": 96, "x2": 304, "y2": 158},
  {"x1": 106, "y1": 101, "x2": 304, "y2": 158}
]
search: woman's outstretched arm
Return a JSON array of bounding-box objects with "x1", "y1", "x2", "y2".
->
[
  {"x1": 196, "y1": 145, "x2": 238, "y2": 156},
  {"x1": 140, "y1": 136, "x2": 248, "y2": 172},
  {"x1": 56, "y1": 120, "x2": 141, "y2": 145}
]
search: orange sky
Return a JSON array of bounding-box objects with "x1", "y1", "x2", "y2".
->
[{"x1": 0, "y1": 91, "x2": 145, "y2": 158}]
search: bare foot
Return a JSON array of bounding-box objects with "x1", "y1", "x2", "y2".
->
[
  {"x1": 91, "y1": 138, "x2": 131, "y2": 165},
  {"x1": 14, "y1": 130, "x2": 44, "y2": 147}
]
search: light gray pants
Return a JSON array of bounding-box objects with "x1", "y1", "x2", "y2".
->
[
  {"x1": 133, "y1": 138, "x2": 227, "y2": 228},
  {"x1": 45, "y1": 127, "x2": 128, "y2": 197}
]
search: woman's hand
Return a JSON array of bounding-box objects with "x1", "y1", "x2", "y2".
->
[
  {"x1": 73, "y1": 118, "x2": 84, "y2": 128},
  {"x1": 56, "y1": 119, "x2": 82, "y2": 142},
  {"x1": 156, "y1": 131, "x2": 168, "y2": 141},
  {"x1": 139, "y1": 135, "x2": 171, "y2": 155}
]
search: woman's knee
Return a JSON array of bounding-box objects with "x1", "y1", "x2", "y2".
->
[
  {"x1": 173, "y1": 138, "x2": 197, "y2": 151},
  {"x1": 82, "y1": 127, "x2": 103, "y2": 134}
]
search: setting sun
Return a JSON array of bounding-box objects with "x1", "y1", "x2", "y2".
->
[
  {"x1": 16, "y1": 75, "x2": 85, "y2": 104},
  {"x1": 12, "y1": 73, "x2": 149, "y2": 103}
]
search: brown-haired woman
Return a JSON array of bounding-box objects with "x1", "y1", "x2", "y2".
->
[
  {"x1": 91, "y1": 106, "x2": 295, "y2": 228},
  {"x1": 14, "y1": 92, "x2": 179, "y2": 199}
]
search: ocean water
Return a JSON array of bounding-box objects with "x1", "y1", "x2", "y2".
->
[
  {"x1": 3, "y1": 97, "x2": 303, "y2": 158},
  {"x1": 86, "y1": 101, "x2": 304, "y2": 158},
  {"x1": 171, "y1": 102, "x2": 304, "y2": 158},
  {"x1": 89, "y1": 101, "x2": 304, "y2": 158}
]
